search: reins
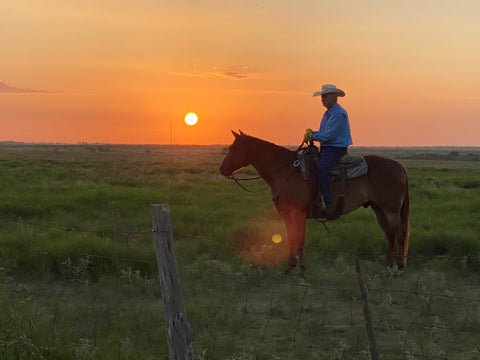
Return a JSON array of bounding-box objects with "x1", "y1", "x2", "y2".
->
[
  {"x1": 229, "y1": 176, "x2": 269, "y2": 193},
  {"x1": 227, "y1": 159, "x2": 297, "y2": 193},
  {"x1": 226, "y1": 141, "x2": 306, "y2": 194}
]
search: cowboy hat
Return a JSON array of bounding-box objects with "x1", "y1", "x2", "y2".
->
[{"x1": 313, "y1": 84, "x2": 345, "y2": 97}]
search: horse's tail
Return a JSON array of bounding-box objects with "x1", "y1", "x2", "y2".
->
[{"x1": 400, "y1": 170, "x2": 410, "y2": 264}]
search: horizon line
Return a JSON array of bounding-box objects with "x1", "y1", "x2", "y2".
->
[{"x1": 1, "y1": 140, "x2": 479, "y2": 149}]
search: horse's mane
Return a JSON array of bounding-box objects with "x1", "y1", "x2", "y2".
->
[{"x1": 240, "y1": 134, "x2": 295, "y2": 157}]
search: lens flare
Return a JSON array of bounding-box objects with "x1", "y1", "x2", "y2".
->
[
  {"x1": 235, "y1": 211, "x2": 290, "y2": 266},
  {"x1": 272, "y1": 233, "x2": 282, "y2": 244}
]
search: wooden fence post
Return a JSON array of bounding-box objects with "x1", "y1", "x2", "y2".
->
[
  {"x1": 151, "y1": 204, "x2": 194, "y2": 360},
  {"x1": 356, "y1": 259, "x2": 380, "y2": 360}
]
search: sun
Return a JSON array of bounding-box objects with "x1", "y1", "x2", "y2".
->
[{"x1": 184, "y1": 112, "x2": 198, "y2": 126}]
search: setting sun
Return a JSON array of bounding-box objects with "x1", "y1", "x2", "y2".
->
[{"x1": 184, "y1": 112, "x2": 198, "y2": 126}]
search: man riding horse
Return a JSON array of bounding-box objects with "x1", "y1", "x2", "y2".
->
[
  {"x1": 220, "y1": 84, "x2": 409, "y2": 271},
  {"x1": 303, "y1": 84, "x2": 353, "y2": 215}
]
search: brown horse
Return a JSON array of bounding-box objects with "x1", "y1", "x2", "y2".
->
[{"x1": 219, "y1": 131, "x2": 410, "y2": 273}]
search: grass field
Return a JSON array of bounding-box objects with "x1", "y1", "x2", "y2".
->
[{"x1": 0, "y1": 143, "x2": 479, "y2": 359}]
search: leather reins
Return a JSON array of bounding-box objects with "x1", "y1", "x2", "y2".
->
[{"x1": 226, "y1": 142, "x2": 306, "y2": 194}]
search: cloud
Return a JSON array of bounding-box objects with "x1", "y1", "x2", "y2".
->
[
  {"x1": 0, "y1": 80, "x2": 48, "y2": 93},
  {"x1": 170, "y1": 71, "x2": 257, "y2": 80}
]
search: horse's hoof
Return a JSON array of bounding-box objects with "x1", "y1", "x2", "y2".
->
[
  {"x1": 284, "y1": 261, "x2": 296, "y2": 275},
  {"x1": 394, "y1": 265, "x2": 405, "y2": 278}
]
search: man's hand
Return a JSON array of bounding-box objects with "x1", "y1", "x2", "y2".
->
[{"x1": 303, "y1": 128, "x2": 313, "y2": 143}]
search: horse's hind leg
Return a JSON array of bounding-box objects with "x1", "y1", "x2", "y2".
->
[
  {"x1": 385, "y1": 212, "x2": 407, "y2": 269},
  {"x1": 371, "y1": 205, "x2": 396, "y2": 267},
  {"x1": 373, "y1": 205, "x2": 408, "y2": 269}
]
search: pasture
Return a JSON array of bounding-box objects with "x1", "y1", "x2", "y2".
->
[{"x1": 0, "y1": 143, "x2": 479, "y2": 359}]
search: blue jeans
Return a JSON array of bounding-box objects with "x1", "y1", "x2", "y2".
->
[{"x1": 317, "y1": 146, "x2": 347, "y2": 209}]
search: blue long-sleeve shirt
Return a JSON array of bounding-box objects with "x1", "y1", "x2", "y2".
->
[{"x1": 312, "y1": 103, "x2": 353, "y2": 147}]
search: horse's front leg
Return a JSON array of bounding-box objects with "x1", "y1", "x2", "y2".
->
[
  {"x1": 283, "y1": 208, "x2": 307, "y2": 274},
  {"x1": 284, "y1": 217, "x2": 297, "y2": 274},
  {"x1": 299, "y1": 247, "x2": 307, "y2": 274}
]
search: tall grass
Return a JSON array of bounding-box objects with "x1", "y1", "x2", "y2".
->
[{"x1": 1, "y1": 144, "x2": 480, "y2": 359}]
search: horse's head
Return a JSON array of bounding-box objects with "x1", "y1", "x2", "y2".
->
[{"x1": 219, "y1": 130, "x2": 251, "y2": 177}]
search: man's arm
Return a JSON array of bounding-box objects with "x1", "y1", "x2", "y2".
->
[{"x1": 312, "y1": 113, "x2": 347, "y2": 143}]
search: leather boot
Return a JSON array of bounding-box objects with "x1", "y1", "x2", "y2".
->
[{"x1": 326, "y1": 194, "x2": 345, "y2": 220}]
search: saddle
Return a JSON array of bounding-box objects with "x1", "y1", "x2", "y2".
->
[
  {"x1": 331, "y1": 153, "x2": 368, "y2": 180},
  {"x1": 297, "y1": 145, "x2": 368, "y2": 182},
  {"x1": 297, "y1": 144, "x2": 368, "y2": 219}
]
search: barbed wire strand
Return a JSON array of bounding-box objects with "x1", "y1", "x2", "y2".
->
[
  {"x1": 0, "y1": 217, "x2": 153, "y2": 235},
  {"x1": 2, "y1": 216, "x2": 479, "y2": 263}
]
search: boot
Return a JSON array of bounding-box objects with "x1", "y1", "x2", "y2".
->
[
  {"x1": 310, "y1": 191, "x2": 327, "y2": 219},
  {"x1": 315, "y1": 185, "x2": 323, "y2": 207},
  {"x1": 326, "y1": 194, "x2": 345, "y2": 220},
  {"x1": 323, "y1": 189, "x2": 333, "y2": 214},
  {"x1": 324, "y1": 199, "x2": 332, "y2": 213}
]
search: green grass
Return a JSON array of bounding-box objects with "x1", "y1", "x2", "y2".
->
[{"x1": 1, "y1": 144, "x2": 480, "y2": 359}]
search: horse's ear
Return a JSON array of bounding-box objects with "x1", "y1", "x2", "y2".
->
[
  {"x1": 231, "y1": 130, "x2": 240, "y2": 139},
  {"x1": 239, "y1": 129, "x2": 245, "y2": 135}
]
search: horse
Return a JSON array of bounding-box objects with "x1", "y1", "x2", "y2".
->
[{"x1": 219, "y1": 130, "x2": 410, "y2": 274}]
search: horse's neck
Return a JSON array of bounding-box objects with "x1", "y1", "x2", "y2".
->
[{"x1": 248, "y1": 139, "x2": 294, "y2": 185}]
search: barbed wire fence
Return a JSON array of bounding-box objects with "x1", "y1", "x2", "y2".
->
[{"x1": 1, "y1": 213, "x2": 480, "y2": 359}]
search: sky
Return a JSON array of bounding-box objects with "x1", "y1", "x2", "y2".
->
[{"x1": 1, "y1": 0, "x2": 480, "y2": 146}]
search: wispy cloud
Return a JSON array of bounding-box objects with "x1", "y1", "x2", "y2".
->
[
  {"x1": 170, "y1": 71, "x2": 258, "y2": 80},
  {"x1": 0, "y1": 80, "x2": 48, "y2": 93}
]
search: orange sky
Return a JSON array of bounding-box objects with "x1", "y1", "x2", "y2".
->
[{"x1": 1, "y1": 0, "x2": 479, "y2": 146}]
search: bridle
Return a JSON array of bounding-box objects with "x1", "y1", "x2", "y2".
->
[
  {"x1": 227, "y1": 160, "x2": 299, "y2": 193},
  {"x1": 225, "y1": 142, "x2": 305, "y2": 194}
]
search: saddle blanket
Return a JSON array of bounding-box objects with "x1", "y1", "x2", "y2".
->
[
  {"x1": 331, "y1": 154, "x2": 368, "y2": 179},
  {"x1": 298, "y1": 150, "x2": 368, "y2": 181}
]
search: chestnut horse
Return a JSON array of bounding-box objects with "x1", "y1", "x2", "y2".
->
[{"x1": 219, "y1": 131, "x2": 410, "y2": 274}]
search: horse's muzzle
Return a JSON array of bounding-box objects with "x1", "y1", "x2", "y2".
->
[{"x1": 219, "y1": 162, "x2": 231, "y2": 177}]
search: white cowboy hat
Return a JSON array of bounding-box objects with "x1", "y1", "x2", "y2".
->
[{"x1": 313, "y1": 84, "x2": 345, "y2": 97}]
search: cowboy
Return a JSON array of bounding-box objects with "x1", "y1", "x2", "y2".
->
[{"x1": 303, "y1": 84, "x2": 353, "y2": 213}]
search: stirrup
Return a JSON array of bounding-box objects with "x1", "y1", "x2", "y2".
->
[{"x1": 316, "y1": 193, "x2": 327, "y2": 209}]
